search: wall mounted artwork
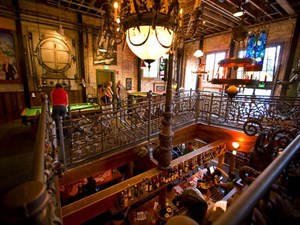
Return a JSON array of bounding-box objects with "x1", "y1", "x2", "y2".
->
[{"x1": 0, "y1": 29, "x2": 20, "y2": 83}]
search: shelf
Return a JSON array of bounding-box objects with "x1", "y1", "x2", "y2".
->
[{"x1": 211, "y1": 79, "x2": 260, "y2": 87}]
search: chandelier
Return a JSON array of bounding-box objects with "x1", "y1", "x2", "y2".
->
[
  {"x1": 95, "y1": 0, "x2": 203, "y2": 66},
  {"x1": 120, "y1": 0, "x2": 180, "y2": 65}
]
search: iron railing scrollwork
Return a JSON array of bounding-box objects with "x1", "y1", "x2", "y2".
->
[{"x1": 58, "y1": 91, "x2": 300, "y2": 167}]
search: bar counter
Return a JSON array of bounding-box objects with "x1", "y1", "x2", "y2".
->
[{"x1": 127, "y1": 169, "x2": 232, "y2": 225}]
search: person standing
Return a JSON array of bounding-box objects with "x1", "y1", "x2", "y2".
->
[
  {"x1": 97, "y1": 84, "x2": 106, "y2": 109},
  {"x1": 105, "y1": 81, "x2": 114, "y2": 110},
  {"x1": 50, "y1": 83, "x2": 69, "y2": 126},
  {"x1": 116, "y1": 80, "x2": 122, "y2": 109}
]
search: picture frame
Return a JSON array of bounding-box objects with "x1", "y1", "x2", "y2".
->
[
  {"x1": 126, "y1": 78, "x2": 132, "y2": 90},
  {"x1": 0, "y1": 29, "x2": 20, "y2": 83},
  {"x1": 154, "y1": 83, "x2": 166, "y2": 93}
]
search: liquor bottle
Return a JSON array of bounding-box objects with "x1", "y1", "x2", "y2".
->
[
  {"x1": 144, "y1": 178, "x2": 149, "y2": 192},
  {"x1": 119, "y1": 191, "x2": 124, "y2": 208},
  {"x1": 127, "y1": 184, "x2": 132, "y2": 199},
  {"x1": 152, "y1": 177, "x2": 157, "y2": 190},
  {"x1": 123, "y1": 190, "x2": 129, "y2": 208},
  {"x1": 148, "y1": 178, "x2": 153, "y2": 192},
  {"x1": 156, "y1": 176, "x2": 160, "y2": 188},
  {"x1": 184, "y1": 161, "x2": 189, "y2": 173},
  {"x1": 134, "y1": 184, "x2": 138, "y2": 197},
  {"x1": 138, "y1": 182, "x2": 144, "y2": 196}
]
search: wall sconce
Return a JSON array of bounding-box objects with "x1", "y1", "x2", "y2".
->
[
  {"x1": 229, "y1": 141, "x2": 240, "y2": 173},
  {"x1": 31, "y1": 92, "x2": 36, "y2": 98},
  {"x1": 232, "y1": 142, "x2": 240, "y2": 149}
]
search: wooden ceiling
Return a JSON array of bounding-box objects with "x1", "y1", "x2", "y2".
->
[{"x1": 45, "y1": 0, "x2": 300, "y2": 41}]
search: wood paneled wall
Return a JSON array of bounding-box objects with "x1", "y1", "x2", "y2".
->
[{"x1": 0, "y1": 90, "x2": 83, "y2": 122}]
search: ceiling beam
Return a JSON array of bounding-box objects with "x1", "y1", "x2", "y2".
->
[{"x1": 276, "y1": 0, "x2": 296, "y2": 15}]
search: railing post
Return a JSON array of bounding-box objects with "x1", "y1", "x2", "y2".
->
[
  {"x1": 2, "y1": 95, "x2": 50, "y2": 224},
  {"x1": 58, "y1": 116, "x2": 66, "y2": 167},
  {"x1": 147, "y1": 90, "x2": 152, "y2": 141},
  {"x1": 208, "y1": 93, "x2": 214, "y2": 125},
  {"x1": 195, "y1": 89, "x2": 200, "y2": 123}
]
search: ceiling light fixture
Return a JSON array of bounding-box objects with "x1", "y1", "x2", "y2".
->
[
  {"x1": 56, "y1": 0, "x2": 64, "y2": 36},
  {"x1": 95, "y1": 0, "x2": 203, "y2": 68},
  {"x1": 121, "y1": 1, "x2": 178, "y2": 66},
  {"x1": 233, "y1": 5, "x2": 244, "y2": 17}
]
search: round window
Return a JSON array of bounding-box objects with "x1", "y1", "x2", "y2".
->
[{"x1": 36, "y1": 37, "x2": 71, "y2": 73}]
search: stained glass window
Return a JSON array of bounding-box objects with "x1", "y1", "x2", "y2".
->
[{"x1": 245, "y1": 31, "x2": 268, "y2": 71}]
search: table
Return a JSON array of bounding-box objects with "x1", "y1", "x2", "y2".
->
[
  {"x1": 21, "y1": 103, "x2": 101, "y2": 125},
  {"x1": 60, "y1": 169, "x2": 122, "y2": 205}
]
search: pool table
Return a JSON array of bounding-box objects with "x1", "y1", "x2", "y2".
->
[{"x1": 21, "y1": 103, "x2": 101, "y2": 125}]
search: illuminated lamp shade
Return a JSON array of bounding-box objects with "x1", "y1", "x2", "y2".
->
[
  {"x1": 126, "y1": 26, "x2": 174, "y2": 65},
  {"x1": 233, "y1": 10, "x2": 244, "y2": 17},
  {"x1": 232, "y1": 142, "x2": 240, "y2": 149},
  {"x1": 226, "y1": 85, "x2": 239, "y2": 98},
  {"x1": 193, "y1": 49, "x2": 204, "y2": 58}
]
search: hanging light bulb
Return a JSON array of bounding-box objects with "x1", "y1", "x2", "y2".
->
[{"x1": 56, "y1": 0, "x2": 64, "y2": 36}]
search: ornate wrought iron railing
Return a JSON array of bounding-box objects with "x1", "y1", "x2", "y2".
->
[
  {"x1": 59, "y1": 91, "x2": 300, "y2": 167},
  {"x1": 2, "y1": 95, "x2": 64, "y2": 225},
  {"x1": 214, "y1": 134, "x2": 300, "y2": 225}
]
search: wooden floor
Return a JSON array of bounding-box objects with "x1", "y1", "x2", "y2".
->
[{"x1": 0, "y1": 120, "x2": 35, "y2": 201}]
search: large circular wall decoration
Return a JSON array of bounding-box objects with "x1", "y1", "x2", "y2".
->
[{"x1": 36, "y1": 37, "x2": 72, "y2": 73}]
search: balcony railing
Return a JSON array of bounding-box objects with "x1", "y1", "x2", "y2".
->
[{"x1": 59, "y1": 90, "x2": 300, "y2": 168}]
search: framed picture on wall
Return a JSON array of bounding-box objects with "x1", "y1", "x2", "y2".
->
[
  {"x1": 126, "y1": 78, "x2": 132, "y2": 90},
  {"x1": 154, "y1": 83, "x2": 166, "y2": 93},
  {"x1": 0, "y1": 29, "x2": 20, "y2": 83}
]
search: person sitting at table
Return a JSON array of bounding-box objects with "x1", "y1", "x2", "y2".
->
[
  {"x1": 213, "y1": 167, "x2": 236, "y2": 194},
  {"x1": 183, "y1": 141, "x2": 195, "y2": 155},
  {"x1": 83, "y1": 176, "x2": 97, "y2": 196},
  {"x1": 50, "y1": 83, "x2": 69, "y2": 129}
]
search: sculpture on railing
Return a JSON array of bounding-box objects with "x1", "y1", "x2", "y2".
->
[{"x1": 243, "y1": 118, "x2": 299, "y2": 171}]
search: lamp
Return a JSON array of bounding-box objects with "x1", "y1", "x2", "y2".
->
[
  {"x1": 56, "y1": 0, "x2": 64, "y2": 36},
  {"x1": 233, "y1": 6, "x2": 244, "y2": 17},
  {"x1": 232, "y1": 142, "x2": 240, "y2": 149},
  {"x1": 126, "y1": 26, "x2": 174, "y2": 65},
  {"x1": 226, "y1": 85, "x2": 239, "y2": 98},
  {"x1": 121, "y1": 1, "x2": 178, "y2": 66},
  {"x1": 193, "y1": 49, "x2": 204, "y2": 58},
  {"x1": 95, "y1": 1, "x2": 204, "y2": 68}
]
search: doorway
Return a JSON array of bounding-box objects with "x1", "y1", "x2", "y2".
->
[
  {"x1": 96, "y1": 69, "x2": 115, "y2": 87},
  {"x1": 96, "y1": 69, "x2": 116, "y2": 107}
]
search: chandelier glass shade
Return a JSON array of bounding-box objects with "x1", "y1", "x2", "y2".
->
[{"x1": 126, "y1": 26, "x2": 174, "y2": 64}]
